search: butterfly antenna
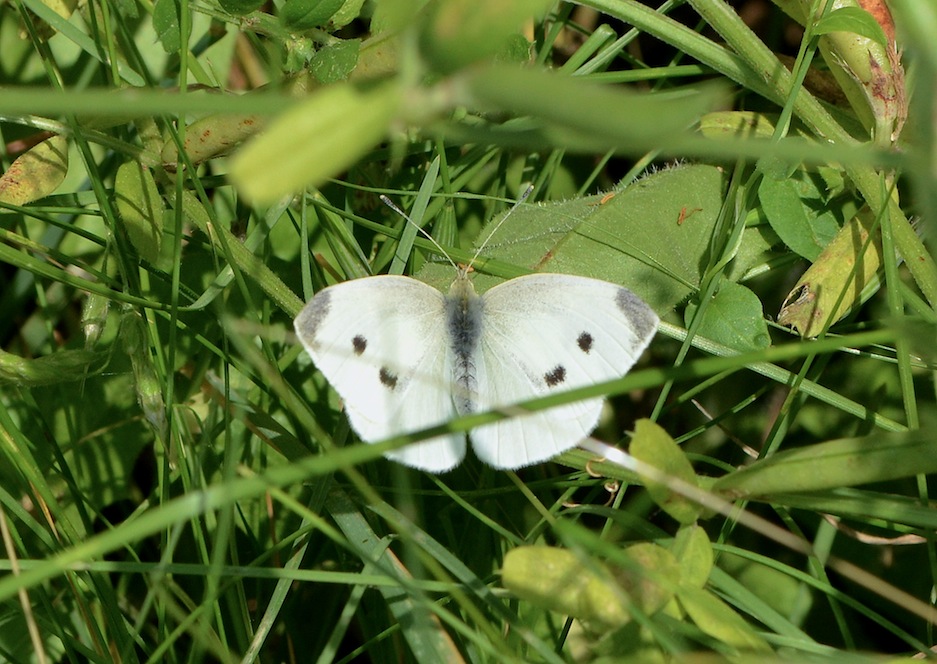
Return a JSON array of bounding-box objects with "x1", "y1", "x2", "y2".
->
[
  {"x1": 380, "y1": 194, "x2": 459, "y2": 272},
  {"x1": 468, "y1": 184, "x2": 534, "y2": 270}
]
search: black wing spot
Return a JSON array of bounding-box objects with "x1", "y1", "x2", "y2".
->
[
  {"x1": 577, "y1": 332, "x2": 593, "y2": 353},
  {"x1": 379, "y1": 367, "x2": 398, "y2": 389},
  {"x1": 544, "y1": 365, "x2": 566, "y2": 387},
  {"x1": 352, "y1": 335, "x2": 367, "y2": 355}
]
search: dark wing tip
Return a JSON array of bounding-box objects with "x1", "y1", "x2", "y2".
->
[{"x1": 295, "y1": 289, "x2": 332, "y2": 340}]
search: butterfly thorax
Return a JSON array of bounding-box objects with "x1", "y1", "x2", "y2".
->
[{"x1": 445, "y1": 275, "x2": 483, "y2": 415}]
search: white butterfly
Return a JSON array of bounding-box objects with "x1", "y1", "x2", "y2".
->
[{"x1": 295, "y1": 198, "x2": 658, "y2": 473}]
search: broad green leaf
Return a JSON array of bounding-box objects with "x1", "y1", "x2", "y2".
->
[
  {"x1": 700, "y1": 110, "x2": 787, "y2": 140},
  {"x1": 685, "y1": 282, "x2": 770, "y2": 352},
  {"x1": 281, "y1": 0, "x2": 343, "y2": 31},
  {"x1": 629, "y1": 419, "x2": 701, "y2": 525},
  {"x1": 152, "y1": 0, "x2": 180, "y2": 53},
  {"x1": 418, "y1": 164, "x2": 731, "y2": 314},
  {"x1": 161, "y1": 74, "x2": 315, "y2": 167},
  {"x1": 757, "y1": 168, "x2": 843, "y2": 261},
  {"x1": 0, "y1": 135, "x2": 68, "y2": 205},
  {"x1": 712, "y1": 428, "x2": 937, "y2": 498},
  {"x1": 814, "y1": 6, "x2": 887, "y2": 46},
  {"x1": 114, "y1": 160, "x2": 164, "y2": 263},
  {"x1": 329, "y1": 0, "x2": 366, "y2": 28},
  {"x1": 311, "y1": 39, "x2": 360, "y2": 84},
  {"x1": 229, "y1": 81, "x2": 402, "y2": 204}
]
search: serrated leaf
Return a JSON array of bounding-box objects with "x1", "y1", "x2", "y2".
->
[
  {"x1": 685, "y1": 282, "x2": 770, "y2": 352},
  {"x1": 814, "y1": 6, "x2": 887, "y2": 46},
  {"x1": 115, "y1": 161, "x2": 164, "y2": 263},
  {"x1": 0, "y1": 135, "x2": 68, "y2": 205},
  {"x1": 629, "y1": 419, "x2": 701, "y2": 525}
]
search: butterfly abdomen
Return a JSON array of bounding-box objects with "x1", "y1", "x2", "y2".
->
[{"x1": 445, "y1": 277, "x2": 483, "y2": 415}]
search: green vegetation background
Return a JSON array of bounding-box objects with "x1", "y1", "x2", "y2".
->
[{"x1": 1, "y1": 0, "x2": 936, "y2": 661}]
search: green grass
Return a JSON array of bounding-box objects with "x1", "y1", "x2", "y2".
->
[{"x1": 2, "y1": 0, "x2": 937, "y2": 661}]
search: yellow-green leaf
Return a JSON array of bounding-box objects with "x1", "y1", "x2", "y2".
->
[
  {"x1": 0, "y1": 135, "x2": 68, "y2": 205},
  {"x1": 672, "y1": 525, "x2": 713, "y2": 590},
  {"x1": 712, "y1": 428, "x2": 937, "y2": 498},
  {"x1": 115, "y1": 160, "x2": 165, "y2": 263},
  {"x1": 419, "y1": 0, "x2": 550, "y2": 73},
  {"x1": 678, "y1": 585, "x2": 771, "y2": 651},
  {"x1": 0, "y1": 348, "x2": 103, "y2": 386},
  {"x1": 777, "y1": 207, "x2": 883, "y2": 337},
  {"x1": 502, "y1": 546, "x2": 630, "y2": 630},
  {"x1": 629, "y1": 419, "x2": 701, "y2": 525},
  {"x1": 229, "y1": 81, "x2": 401, "y2": 204}
]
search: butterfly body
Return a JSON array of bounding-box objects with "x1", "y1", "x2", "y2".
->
[
  {"x1": 295, "y1": 270, "x2": 658, "y2": 472},
  {"x1": 444, "y1": 272, "x2": 484, "y2": 416}
]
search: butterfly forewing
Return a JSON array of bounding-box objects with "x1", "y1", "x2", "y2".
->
[
  {"x1": 294, "y1": 276, "x2": 467, "y2": 472},
  {"x1": 468, "y1": 274, "x2": 658, "y2": 469}
]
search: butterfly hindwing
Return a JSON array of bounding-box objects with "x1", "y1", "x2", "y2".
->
[
  {"x1": 468, "y1": 274, "x2": 658, "y2": 469},
  {"x1": 294, "y1": 276, "x2": 466, "y2": 472}
]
